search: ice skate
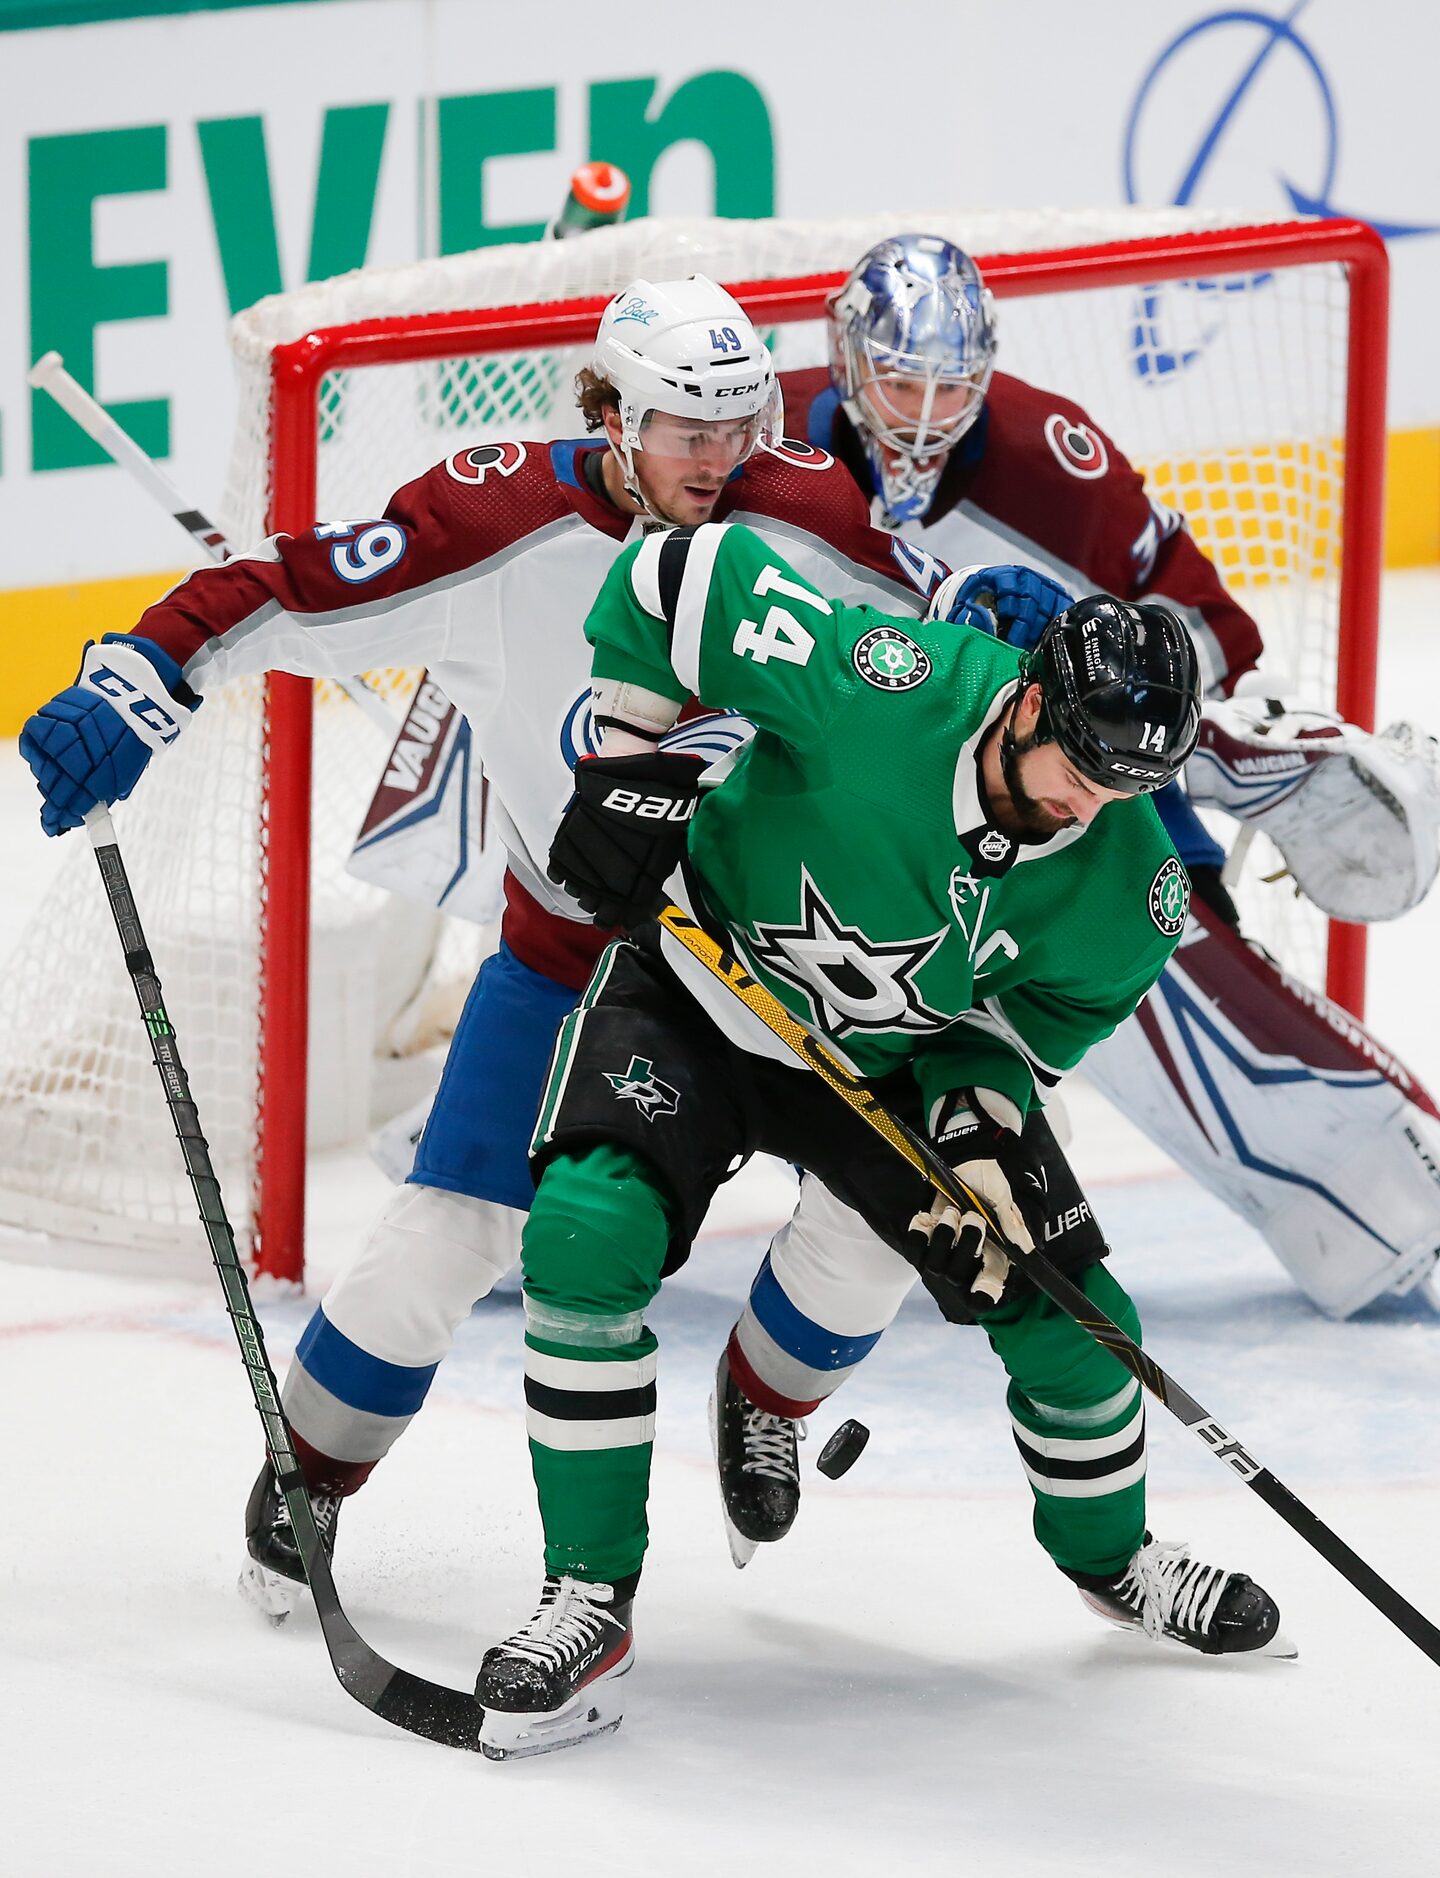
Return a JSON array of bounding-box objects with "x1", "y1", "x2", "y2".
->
[
  {"x1": 1071, "y1": 1537, "x2": 1296, "y2": 1658},
  {"x1": 238, "y1": 1462, "x2": 342, "y2": 1626},
  {"x1": 476, "y1": 1576, "x2": 635, "y2": 1760},
  {"x1": 709, "y1": 1348, "x2": 804, "y2": 1569}
]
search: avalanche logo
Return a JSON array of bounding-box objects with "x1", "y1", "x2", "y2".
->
[
  {"x1": 1043, "y1": 414, "x2": 1110, "y2": 481},
  {"x1": 603, "y1": 1055, "x2": 680, "y2": 1120},
  {"x1": 748, "y1": 868, "x2": 950, "y2": 1038},
  {"x1": 1149, "y1": 856, "x2": 1191, "y2": 936},
  {"x1": 445, "y1": 441, "x2": 527, "y2": 484}
]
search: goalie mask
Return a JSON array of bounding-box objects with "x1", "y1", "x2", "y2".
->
[
  {"x1": 590, "y1": 274, "x2": 783, "y2": 521},
  {"x1": 1021, "y1": 595, "x2": 1203, "y2": 794},
  {"x1": 828, "y1": 234, "x2": 997, "y2": 526}
]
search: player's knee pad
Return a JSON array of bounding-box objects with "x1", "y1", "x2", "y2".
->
[
  {"x1": 320, "y1": 1182, "x2": 522, "y2": 1367},
  {"x1": 522, "y1": 1145, "x2": 671, "y2": 1337}
]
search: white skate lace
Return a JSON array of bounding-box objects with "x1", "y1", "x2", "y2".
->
[
  {"x1": 741, "y1": 1408, "x2": 806, "y2": 1483},
  {"x1": 503, "y1": 1577, "x2": 625, "y2": 1670},
  {"x1": 1116, "y1": 1539, "x2": 1229, "y2": 1642}
]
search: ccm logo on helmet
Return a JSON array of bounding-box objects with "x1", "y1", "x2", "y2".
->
[
  {"x1": 601, "y1": 788, "x2": 697, "y2": 822},
  {"x1": 715, "y1": 382, "x2": 762, "y2": 398}
]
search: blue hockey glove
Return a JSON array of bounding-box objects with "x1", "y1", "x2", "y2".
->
[
  {"x1": 20, "y1": 634, "x2": 201, "y2": 836},
  {"x1": 925, "y1": 564, "x2": 1074, "y2": 648}
]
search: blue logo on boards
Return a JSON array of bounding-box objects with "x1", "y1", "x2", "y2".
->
[{"x1": 1122, "y1": 3, "x2": 1438, "y2": 380}]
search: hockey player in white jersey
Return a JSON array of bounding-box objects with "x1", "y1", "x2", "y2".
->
[
  {"x1": 776, "y1": 232, "x2": 1440, "y2": 1324},
  {"x1": 19, "y1": 274, "x2": 958, "y2": 1615}
]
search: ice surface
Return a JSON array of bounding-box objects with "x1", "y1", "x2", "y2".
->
[{"x1": 2, "y1": 573, "x2": 1437, "y2": 1876}]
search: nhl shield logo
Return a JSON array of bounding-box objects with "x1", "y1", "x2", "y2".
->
[
  {"x1": 852, "y1": 627, "x2": 932, "y2": 692},
  {"x1": 978, "y1": 828, "x2": 1011, "y2": 864},
  {"x1": 1148, "y1": 856, "x2": 1190, "y2": 936}
]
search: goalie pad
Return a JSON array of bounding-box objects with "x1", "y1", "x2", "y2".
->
[
  {"x1": 347, "y1": 675, "x2": 506, "y2": 925},
  {"x1": 1082, "y1": 898, "x2": 1440, "y2": 1318},
  {"x1": 1187, "y1": 692, "x2": 1440, "y2": 921}
]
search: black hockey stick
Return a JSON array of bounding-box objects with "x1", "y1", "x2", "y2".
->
[
  {"x1": 656, "y1": 902, "x2": 1440, "y2": 1669},
  {"x1": 83, "y1": 806, "x2": 484, "y2": 1750}
]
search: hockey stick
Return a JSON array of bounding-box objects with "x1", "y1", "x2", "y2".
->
[
  {"x1": 83, "y1": 803, "x2": 483, "y2": 1750},
  {"x1": 28, "y1": 351, "x2": 398, "y2": 736},
  {"x1": 655, "y1": 901, "x2": 1440, "y2": 1669}
]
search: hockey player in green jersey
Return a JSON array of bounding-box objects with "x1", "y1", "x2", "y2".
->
[{"x1": 475, "y1": 523, "x2": 1287, "y2": 1759}]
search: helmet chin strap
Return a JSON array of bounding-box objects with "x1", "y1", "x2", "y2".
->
[{"x1": 605, "y1": 432, "x2": 681, "y2": 529}]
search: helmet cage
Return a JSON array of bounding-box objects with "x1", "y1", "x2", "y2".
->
[{"x1": 828, "y1": 235, "x2": 997, "y2": 524}]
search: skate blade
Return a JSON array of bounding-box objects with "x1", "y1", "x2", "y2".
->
[
  {"x1": 708, "y1": 1386, "x2": 757, "y2": 1571},
  {"x1": 1081, "y1": 1593, "x2": 1299, "y2": 1660},
  {"x1": 479, "y1": 1657, "x2": 632, "y2": 1762},
  {"x1": 237, "y1": 1559, "x2": 306, "y2": 1626}
]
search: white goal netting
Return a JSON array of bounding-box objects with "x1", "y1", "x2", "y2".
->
[{"x1": 0, "y1": 208, "x2": 1366, "y2": 1271}]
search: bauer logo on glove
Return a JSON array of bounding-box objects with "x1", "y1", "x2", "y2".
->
[{"x1": 547, "y1": 749, "x2": 704, "y2": 930}]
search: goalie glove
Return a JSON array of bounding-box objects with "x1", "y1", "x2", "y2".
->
[
  {"x1": 547, "y1": 749, "x2": 703, "y2": 929},
  {"x1": 926, "y1": 564, "x2": 1074, "y2": 648},
  {"x1": 19, "y1": 634, "x2": 201, "y2": 837},
  {"x1": 905, "y1": 1087, "x2": 1036, "y2": 1323},
  {"x1": 1187, "y1": 690, "x2": 1440, "y2": 921}
]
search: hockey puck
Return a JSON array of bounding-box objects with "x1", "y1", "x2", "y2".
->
[{"x1": 816, "y1": 1418, "x2": 870, "y2": 1480}]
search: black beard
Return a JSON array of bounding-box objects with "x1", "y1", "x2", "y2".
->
[{"x1": 998, "y1": 722, "x2": 1078, "y2": 840}]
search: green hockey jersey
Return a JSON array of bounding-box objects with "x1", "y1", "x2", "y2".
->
[{"x1": 585, "y1": 521, "x2": 1188, "y2": 1122}]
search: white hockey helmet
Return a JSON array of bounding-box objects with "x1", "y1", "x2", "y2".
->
[{"x1": 590, "y1": 274, "x2": 783, "y2": 504}]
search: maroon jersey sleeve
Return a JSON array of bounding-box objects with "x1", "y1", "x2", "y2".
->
[
  {"x1": 723, "y1": 442, "x2": 950, "y2": 611},
  {"x1": 130, "y1": 442, "x2": 566, "y2": 683},
  {"x1": 976, "y1": 375, "x2": 1262, "y2": 693}
]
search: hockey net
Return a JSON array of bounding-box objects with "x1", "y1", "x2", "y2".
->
[{"x1": 0, "y1": 208, "x2": 1387, "y2": 1281}]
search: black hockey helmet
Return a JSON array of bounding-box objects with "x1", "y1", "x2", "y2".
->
[{"x1": 1019, "y1": 594, "x2": 1202, "y2": 794}]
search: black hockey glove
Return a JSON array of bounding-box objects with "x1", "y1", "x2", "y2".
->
[
  {"x1": 905, "y1": 1087, "x2": 1038, "y2": 1324},
  {"x1": 547, "y1": 750, "x2": 704, "y2": 929}
]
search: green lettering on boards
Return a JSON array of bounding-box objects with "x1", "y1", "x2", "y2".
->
[{"x1": 28, "y1": 124, "x2": 169, "y2": 471}]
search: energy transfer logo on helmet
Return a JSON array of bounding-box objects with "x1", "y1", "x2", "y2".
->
[
  {"x1": 828, "y1": 234, "x2": 998, "y2": 527},
  {"x1": 852, "y1": 626, "x2": 932, "y2": 692},
  {"x1": 1023, "y1": 594, "x2": 1203, "y2": 794},
  {"x1": 591, "y1": 273, "x2": 783, "y2": 521}
]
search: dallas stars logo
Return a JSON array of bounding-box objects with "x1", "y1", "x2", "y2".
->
[
  {"x1": 1148, "y1": 856, "x2": 1190, "y2": 937},
  {"x1": 747, "y1": 868, "x2": 950, "y2": 1039},
  {"x1": 603, "y1": 1055, "x2": 680, "y2": 1121}
]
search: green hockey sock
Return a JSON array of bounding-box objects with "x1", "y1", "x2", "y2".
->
[
  {"x1": 521, "y1": 1144, "x2": 673, "y2": 1586},
  {"x1": 985, "y1": 1263, "x2": 1147, "y2": 1578}
]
